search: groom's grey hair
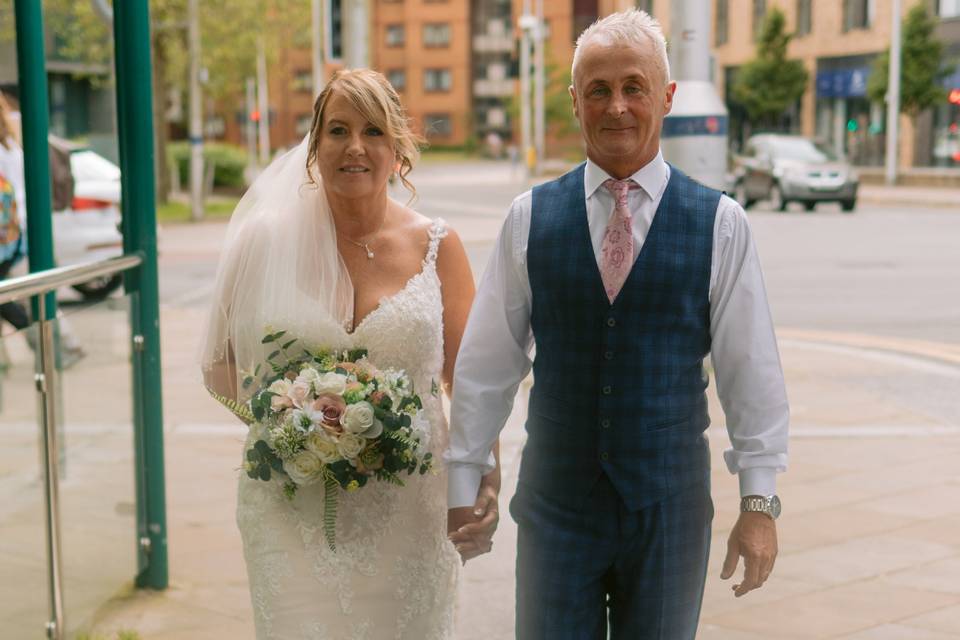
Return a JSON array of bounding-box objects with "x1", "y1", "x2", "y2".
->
[{"x1": 571, "y1": 9, "x2": 671, "y2": 89}]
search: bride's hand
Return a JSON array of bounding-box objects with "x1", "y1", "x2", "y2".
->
[{"x1": 448, "y1": 474, "x2": 500, "y2": 564}]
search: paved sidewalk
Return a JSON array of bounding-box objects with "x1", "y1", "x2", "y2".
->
[
  {"x1": 5, "y1": 201, "x2": 959, "y2": 638},
  {"x1": 858, "y1": 183, "x2": 960, "y2": 209},
  {"x1": 59, "y1": 302, "x2": 959, "y2": 640}
]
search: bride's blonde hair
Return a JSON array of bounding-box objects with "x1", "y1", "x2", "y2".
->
[{"x1": 306, "y1": 68, "x2": 424, "y2": 197}]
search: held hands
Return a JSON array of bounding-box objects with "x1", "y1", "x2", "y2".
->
[
  {"x1": 721, "y1": 512, "x2": 779, "y2": 597},
  {"x1": 447, "y1": 471, "x2": 500, "y2": 564}
]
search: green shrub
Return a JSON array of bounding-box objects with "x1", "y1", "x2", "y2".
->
[{"x1": 168, "y1": 141, "x2": 247, "y2": 190}]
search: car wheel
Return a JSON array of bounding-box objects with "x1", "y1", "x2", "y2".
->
[
  {"x1": 803, "y1": 201, "x2": 816, "y2": 212},
  {"x1": 769, "y1": 183, "x2": 787, "y2": 212},
  {"x1": 841, "y1": 199, "x2": 856, "y2": 212},
  {"x1": 72, "y1": 274, "x2": 123, "y2": 301},
  {"x1": 733, "y1": 182, "x2": 754, "y2": 210}
]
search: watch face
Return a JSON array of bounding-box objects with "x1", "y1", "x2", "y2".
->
[{"x1": 769, "y1": 495, "x2": 782, "y2": 519}]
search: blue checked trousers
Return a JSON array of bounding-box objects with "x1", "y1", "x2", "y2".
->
[{"x1": 511, "y1": 474, "x2": 713, "y2": 640}]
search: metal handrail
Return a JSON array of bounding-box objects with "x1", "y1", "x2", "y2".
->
[
  {"x1": 0, "y1": 254, "x2": 143, "y2": 305},
  {"x1": 0, "y1": 253, "x2": 142, "y2": 640}
]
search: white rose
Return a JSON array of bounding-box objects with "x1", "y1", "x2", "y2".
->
[
  {"x1": 268, "y1": 378, "x2": 293, "y2": 396},
  {"x1": 314, "y1": 372, "x2": 348, "y2": 396},
  {"x1": 296, "y1": 367, "x2": 322, "y2": 390},
  {"x1": 336, "y1": 433, "x2": 366, "y2": 460},
  {"x1": 364, "y1": 418, "x2": 384, "y2": 440},
  {"x1": 288, "y1": 380, "x2": 311, "y2": 408},
  {"x1": 341, "y1": 402, "x2": 376, "y2": 435},
  {"x1": 283, "y1": 450, "x2": 323, "y2": 485},
  {"x1": 305, "y1": 429, "x2": 340, "y2": 464}
]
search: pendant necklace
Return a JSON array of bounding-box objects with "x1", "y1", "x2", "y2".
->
[{"x1": 340, "y1": 215, "x2": 385, "y2": 260}]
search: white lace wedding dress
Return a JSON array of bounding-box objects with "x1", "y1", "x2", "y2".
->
[{"x1": 236, "y1": 219, "x2": 460, "y2": 639}]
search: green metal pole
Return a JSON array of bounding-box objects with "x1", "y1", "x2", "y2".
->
[
  {"x1": 13, "y1": 0, "x2": 56, "y2": 320},
  {"x1": 113, "y1": 0, "x2": 168, "y2": 589}
]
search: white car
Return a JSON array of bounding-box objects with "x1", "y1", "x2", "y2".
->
[{"x1": 53, "y1": 149, "x2": 125, "y2": 299}]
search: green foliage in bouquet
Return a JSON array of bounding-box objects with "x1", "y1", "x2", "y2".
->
[{"x1": 221, "y1": 330, "x2": 435, "y2": 550}]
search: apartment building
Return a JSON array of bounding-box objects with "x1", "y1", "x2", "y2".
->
[
  {"x1": 537, "y1": 0, "x2": 959, "y2": 171},
  {"x1": 710, "y1": 0, "x2": 960, "y2": 171},
  {"x1": 372, "y1": 0, "x2": 472, "y2": 146}
]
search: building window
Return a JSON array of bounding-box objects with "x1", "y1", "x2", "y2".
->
[
  {"x1": 796, "y1": 0, "x2": 812, "y2": 36},
  {"x1": 573, "y1": 0, "x2": 599, "y2": 44},
  {"x1": 716, "y1": 0, "x2": 729, "y2": 46},
  {"x1": 487, "y1": 107, "x2": 506, "y2": 127},
  {"x1": 939, "y1": 0, "x2": 960, "y2": 18},
  {"x1": 425, "y1": 113, "x2": 452, "y2": 137},
  {"x1": 423, "y1": 23, "x2": 451, "y2": 48},
  {"x1": 291, "y1": 70, "x2": 312, "y2": 93},
  {"x1": 424, "y1": 69, "x2": 452, "y2": 92},
  {"x1": 387, "y1": 69, "x2": 406, "y2": 91},
  {"x1": 386, "y1": 24, "x2": 405, "y2": 47},
  {"x1": 635, "y1": 0, "x2": 653, "y2": 14},
  {"x1": 204, "y1": 115, "x2": 226, "y2": 139},
  {"x1": 327, "y1": 0, "x2": 343, "y2": 60},
  {"x1": 842, "y1": 0, "x2": 874, "y2": 32},
  {"x1": 296, "y1": 114, "x2": 313, "y2": 137},
  {"x1": 752, "y1": 0, "x2": 767, "y2": 39}
]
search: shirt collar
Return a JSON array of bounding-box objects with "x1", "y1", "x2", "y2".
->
[{"x1": 584, "y1": 151, "x2": 667, "y2": 201}]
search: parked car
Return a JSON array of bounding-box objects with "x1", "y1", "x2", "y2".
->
[
  {"x1": 53, "y1": 147, "x2": 124, "y2": 300},
  {"x1": 731, "y1": 134, "x2": 859, "y2": 212}
]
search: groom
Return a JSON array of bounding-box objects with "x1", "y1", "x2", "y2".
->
[{"x1": 447, "y1": 8, "x2": 789, "y2": 639}]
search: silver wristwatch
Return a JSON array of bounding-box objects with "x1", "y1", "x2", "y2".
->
[{"x1": 740, "y1": 494, "x2": 781, "y2": 520}]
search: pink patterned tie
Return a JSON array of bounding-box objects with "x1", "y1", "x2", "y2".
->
[{"x1": 600, "y1": 178, "x2": 637, "y2": 303}]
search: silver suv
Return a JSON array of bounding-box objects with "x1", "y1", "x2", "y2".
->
[{"x1": 731, "y1": 134, "x2": 859, "y2": 212}]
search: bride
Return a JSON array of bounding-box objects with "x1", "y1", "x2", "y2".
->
[{"x1": 200, "y1": 69, "x2": 499, "y2": 639}]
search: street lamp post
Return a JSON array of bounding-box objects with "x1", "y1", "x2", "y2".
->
[
  {"x1": 312, "y1": 0, "x2": 326, "y2": 96},
  {"x1": 533, "y1": 0, "x2": 545, "y2": 176},
  {"x1": 188, "y1": 0, "x2": 204, "y2": 221},
  {"x1": 519, "y1": 7, "x2": 534, "y2": 178},
  {"x1": 885, "y1": 0, "x2": 902, "y2": 185}
]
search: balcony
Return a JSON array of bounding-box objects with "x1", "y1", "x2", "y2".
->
[
  {"x1": 474, "y1": 78, "x2": 514, "y2": 97},
  {"x1": 473, "y1": 33, "x2": 514, "y2": 53}
]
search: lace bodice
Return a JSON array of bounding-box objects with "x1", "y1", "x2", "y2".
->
[{"x1": 236, "y1": 219, "x2": 459, "y2": 640}]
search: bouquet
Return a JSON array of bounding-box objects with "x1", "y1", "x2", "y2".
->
[{"x1": 213, "y1": 330, "x2": 434, "y2": 549}]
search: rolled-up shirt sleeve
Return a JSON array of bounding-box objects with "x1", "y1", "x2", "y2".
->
[
  {"x1": 446, "y1": 194, "x2": 534, "y2": 508},
  {"x1": 710, "y1": 195, "x2": 790, "y2": 497}
]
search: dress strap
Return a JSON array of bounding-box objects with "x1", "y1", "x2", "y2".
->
[{"x1": 424, "y1": 218, "x2": 448, "y2": 267}]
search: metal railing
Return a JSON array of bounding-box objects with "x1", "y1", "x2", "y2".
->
[{"x1": 0, "y1": 254, "x2": 142, "y2": 640}]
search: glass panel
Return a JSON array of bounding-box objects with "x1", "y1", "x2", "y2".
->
[
  {"x1": 0, "y1": 315, "x2": 47, "y2": 638},
  {"x1": 54, "y1": 292, "x2": 138, "y2": 637}
]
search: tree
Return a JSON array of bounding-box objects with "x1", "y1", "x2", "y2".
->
[
  {"x1": 730, "y1": 8, "x2": 808, "y2": 131},
  {"x1": 867, "y1": 4, "x2": 956, "y2": 117},
  {"x1": 0, "y1": 1, "x2": 309, "y2": 202}
]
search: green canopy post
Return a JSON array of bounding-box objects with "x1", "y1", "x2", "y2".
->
[{"x1": 113, "y1": 0, "x2": 168, "y2": 589}]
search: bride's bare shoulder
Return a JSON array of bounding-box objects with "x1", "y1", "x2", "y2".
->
[{"x1": 389, "y1": 201, "x2": 439, "y2": 250}]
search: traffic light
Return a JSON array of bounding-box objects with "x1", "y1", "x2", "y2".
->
[
  {"x1": 846, "y1": 119, "x2": 859, "y2": 133},
  {"x1": 250, "y1": 110, "x2": 261, "y2": 122}
]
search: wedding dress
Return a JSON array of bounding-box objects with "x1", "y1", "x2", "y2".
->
[{"x1": 235, "y1": 218, "x2": 460, "y2": 639}]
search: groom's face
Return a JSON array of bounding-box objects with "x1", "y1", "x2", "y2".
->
[{"x1": 570, "y1": 38, "x2": 675, "y2": 177}]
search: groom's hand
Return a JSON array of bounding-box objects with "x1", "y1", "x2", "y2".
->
[
  {"x1": 721, "y1": 512, "x2": 778, "y2": 597},
  {"x1": 448, "y1": 481, "x2": 500, "y2": 564}
]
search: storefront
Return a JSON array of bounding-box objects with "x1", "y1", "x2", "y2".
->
[
  {"x1": 930, "y1": 66, "x2": 960, "y2": 167},
  {"x1": 814, "y1": 55, "x2": 885, "y2": 167}
]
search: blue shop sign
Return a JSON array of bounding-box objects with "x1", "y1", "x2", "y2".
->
[
  {"x1": 816, "y1": 67, "x2": 871, "y2": 98},
  {"x1": 661, "y1": 115, "x2": 728, "y2": 138}
]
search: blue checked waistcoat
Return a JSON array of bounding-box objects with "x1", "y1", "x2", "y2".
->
[{"x1": 520, "y1": 162, "x2": 722, "y2": 512}]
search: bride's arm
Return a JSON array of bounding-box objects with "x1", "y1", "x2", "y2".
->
[{"x1": 436, "y1": 227, "x2": 501, "y2": 561}]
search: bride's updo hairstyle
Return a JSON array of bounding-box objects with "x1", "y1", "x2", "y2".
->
[{"x1": 305, "y1": 68, "x2": 425, "y2": 198}]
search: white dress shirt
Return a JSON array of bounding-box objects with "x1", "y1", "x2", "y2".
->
[{"x1": 445, "y1": 152, "x2": 790, "y2": 509}]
